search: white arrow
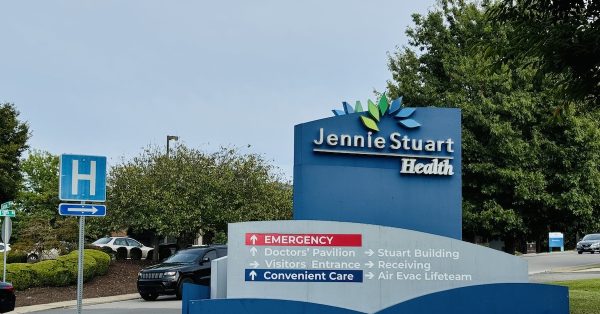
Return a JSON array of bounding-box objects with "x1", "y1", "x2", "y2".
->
[
  {"x1": 67, "y1": 206, "x2": 98, "y2": 214},
  {"x1": 250, "y1": 247, "x2": 258, "y2": 256},
  {"x1": 365, "y1": 272, "x2": 374, "y2": 280},
  {"x1": 249, "y1": 261, "x2": 259, "y2": 268},
  {"x1": 250, "y1": 234, "x2": 258, "y2": 245},
  {"x1": 365, "y1": 261, "x2": 374, "y2": 268},
  {"x1": 365, "y1": 249, "x2": 374, "y2": 256},
  {"x1": 249, "y1": 270, "x2": 257, "y2": 280}
]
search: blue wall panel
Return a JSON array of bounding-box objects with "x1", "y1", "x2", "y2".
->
[
  {"x1": 189, "y1": 298, "x2": 364, "y2": 314},
  {"x1": 375, "y1": 283, "x2": 569, "y2": 314}
]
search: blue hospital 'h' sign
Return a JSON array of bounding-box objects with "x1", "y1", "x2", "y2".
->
[{"x1": 59, "y1": 154, "x2": 107, "y2": 202}]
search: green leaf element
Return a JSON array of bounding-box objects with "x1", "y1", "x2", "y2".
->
[
  {"x1": 368, "y1": 100, "x2": 379, "y2": 122},
  {"x1": 355, "y1": 101, "x2": 364, "y2": 112},
  {"x1": 360, "y1": 116, "x2": 379, "y2": 132},
  {"x1": 378, "y1": 94, "x2": 389, "y2": 116}
]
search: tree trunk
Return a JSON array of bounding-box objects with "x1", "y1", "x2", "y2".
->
[{"x1": 152, "y1": 236, "x2": 160, "y2": 261}]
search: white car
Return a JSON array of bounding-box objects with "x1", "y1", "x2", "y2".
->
[
  {"x1": 0, "y1": 243, "x2": 59, "y2": 263},
  {"x1": 92, "y1": 237, "x2": 153, "y2": 259}
]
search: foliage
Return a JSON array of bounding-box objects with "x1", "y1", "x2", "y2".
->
[
  {"x1": 0, "y1": 250, "x2": 28, "y2": 264},
  {"x1": 89, "y1": 145, "x2": 292, "y2": 257},
  {"x1": 13, "y1": 151, "x2": 78, "y2": 255},
  {"x1": 84, "y1": 248, "x2": 111, "y2": 275},
  {"x1": 489, "y1": 0, "x2": 600, "y2": 105},
  {"x1": 0, "y1": 103, "x2": 29, "y2": 204},
  {"x1": 0, "y1": 249, "x2": 109, "y2": 290},
  {"x1": 386, "y1": 0, "x2": 600, "y2": 251}
]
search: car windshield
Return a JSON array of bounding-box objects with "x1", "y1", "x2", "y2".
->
[
  {"x1": 93, "y1": 238, "x2": 112, "y2": 245},
  {"x1": 583, "y1": 234, "x2": 600, "y2": 241},
  {"x1": 164, "y1": 252, "x2": 201, "y2": 263}
]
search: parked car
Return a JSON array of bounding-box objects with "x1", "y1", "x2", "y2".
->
[
  {"x1": 137, "y1": 245, "x2": 227, "y2": 301},
  {"x1": 577, "y1": 234, "x2": 600, "y2": 254},
  {"x1": 92, "y1": 237, "x2": 153, "y2": 259},
  {"x1": 0, "y1": 282, "x2": 15, "y2": 313}
]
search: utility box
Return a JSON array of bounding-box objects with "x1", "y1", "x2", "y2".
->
[{"x1": 526, "y1": 242, "x2": 536, "y2": 254}]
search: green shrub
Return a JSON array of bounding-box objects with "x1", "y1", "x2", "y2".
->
[
  {"x1": 83, "y1": 249, "x2": 111, "y2": 275},
  {"x1": 0, "y1": 248, "x2": 110, "y2": 290},
  {"x1": 4, "y1": 263, "x2": 38, "y2": 290},
  {"x1": 0, "y1": 251, "x2": 29, "y2": 264},
  {"x1": 57, "y1": 252, "x2": 98, "y2": 282},
  {"x1": 30, "y1": 260, "x2": 73, "y2": 286}
]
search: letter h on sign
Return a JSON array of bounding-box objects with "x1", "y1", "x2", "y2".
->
[{"x1": 59, "y1": 154, "x2": 107, "y2": 202}]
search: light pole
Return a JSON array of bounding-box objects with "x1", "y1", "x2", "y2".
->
[{"x1": 167, "y1": 135, "x2": 179, "y2": 157}]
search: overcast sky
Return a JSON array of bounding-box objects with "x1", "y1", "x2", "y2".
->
[{"x1": 1, "y1": 1, "x2": 435, "y2": 178}]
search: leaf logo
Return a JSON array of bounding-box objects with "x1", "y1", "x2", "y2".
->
[{"x1": 332, "y1": 94, "x2": 421, "y2": 131}]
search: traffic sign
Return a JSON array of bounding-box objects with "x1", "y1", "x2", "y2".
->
[
  {"x1": 0, "y1": 201, "x2": 13, "y2": 211},
  {"x1": 59, "y1": 203, "x2": 106, "y2": 217},
  {"x1": 0, "y1": 210, "x2": 15, "y2": 218},
  {"x1": 59, "y1": 154, "x2": 107, "y2": 202},
  {"x1": 2, "y1": 218, "x2": 11, "y2": 244}
]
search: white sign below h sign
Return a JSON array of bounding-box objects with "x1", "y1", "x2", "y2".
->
[{"x1": 59, "y1": 154, "x2": 107, "y2": 202}]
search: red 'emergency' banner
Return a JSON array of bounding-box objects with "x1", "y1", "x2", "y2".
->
[{"x1": 245, "y1": 233, "x2": 362, "y2": 247}]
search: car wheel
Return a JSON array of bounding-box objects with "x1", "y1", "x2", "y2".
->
[
  {"x1": 140, "y1": 292, "x2": 159, "y2": 301},
  {"x1": 176, "y1": 277, "x2": 193, "y2": 300},
  {"x1": 27, "y1": 254, "x2": 39, "y2": 263},
  {"x1": 578, "y1": 251, "x2": 583, "y2": 254},
  {"x1": 591, "y1": 251, "x2": 595, "y2": 254}
]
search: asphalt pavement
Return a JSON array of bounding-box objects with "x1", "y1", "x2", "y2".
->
[{"x1": 522, "y1": 250, "x2": 600, "y2": 282}]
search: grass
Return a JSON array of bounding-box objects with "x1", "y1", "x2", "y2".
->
[{"x1": 552, "y1": 279, "x2": 600, "y2": 314}]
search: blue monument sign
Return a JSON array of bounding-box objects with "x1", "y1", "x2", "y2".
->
[
  {"x1": 294, "y1": 107, "x2": 461, "y2": 239},
  {"x1": 549, "y1": 232, "x2": 564, "y2": 252},
  {"x1": 59, "y1": 154, "x2": 107, "y2": 202},
  {"x1": 183, "y1": 97, "x2": 568, "y2": 314}
]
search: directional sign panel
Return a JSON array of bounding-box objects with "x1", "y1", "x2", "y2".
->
[
  {"x1": 228, "y1": 220, "x2": 529, "y2": 314},
  {"x1": 59, "y1": 154, "x2": 107, "y2": 202},
  {"x1": 59, "y1": 203, "x2": 106, "y2": 217}
]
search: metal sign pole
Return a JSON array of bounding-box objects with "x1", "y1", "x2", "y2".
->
[
  {"x1": 77, "y1": 209, "x2": 85, "y2": 314},
  {"x1": 2, "y1": 219, "x2": 6, "y2": 283}
]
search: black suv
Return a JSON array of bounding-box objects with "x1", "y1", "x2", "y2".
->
[{"x1": 137, "y1": 245, "x2": 227, "y2": 300}]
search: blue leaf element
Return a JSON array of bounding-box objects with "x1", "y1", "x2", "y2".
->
[
  {"x1": 396, "y1": 107, "x2": 416, "y2": 118},
  {"x1": 332, "y1": 109, "x2": 345, "y2": 116},
  {"x1": 342, "y1": 101, "x2": 355, "y2": 114},
  {"x1": 388, "y1": 97, "x2": 403, "y2": 114},
  {"x1": 399, "y1": 119, "x2": 421, "y2": 128}
]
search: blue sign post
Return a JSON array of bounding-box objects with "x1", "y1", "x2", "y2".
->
[{"x1": 58, "y1": 154, "x2": 107, "y2": 314}]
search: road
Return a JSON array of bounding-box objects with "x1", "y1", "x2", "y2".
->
[
  {"x1": 33, "y1": 296, "x2": 181, "y2": 314},
  {"x1": 522, "y1": 250, "x2": 600, "y2": 282}
]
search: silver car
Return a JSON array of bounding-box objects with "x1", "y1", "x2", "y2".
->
[
  {"x1": 93, "y1": 237, "x2": 153, "y2": 259},
  {"x1": 576, "y1": 234, "x2": 600, "y2": 254}
]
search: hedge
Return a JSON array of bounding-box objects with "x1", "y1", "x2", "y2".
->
[
  {"x1": 0, "y1": 249, "x2": 111, "y2": 290},
  {"x1": 0, "y1": 250, "x2": 29, "y2": 264}
]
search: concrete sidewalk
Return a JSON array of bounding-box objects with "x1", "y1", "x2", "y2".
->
[{"x1": 14, "y1": 293, "x2": 140, "y2": 313}]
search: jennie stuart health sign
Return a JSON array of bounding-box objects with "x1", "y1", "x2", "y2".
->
[
  {"x1": 294, "y1": 100, "x2": 462, "y2": 239},
  {"x1": 186, "y1": 96, "x2": 569, "y2": 314}
]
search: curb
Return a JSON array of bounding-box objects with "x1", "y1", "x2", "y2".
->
[{"x1": 13, "y1": 293, "x2": 140, "y2": 313}]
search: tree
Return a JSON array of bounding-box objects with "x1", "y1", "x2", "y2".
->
[
  {"x1": 489, "y1": 0, "x2": 600, "y2": 105},
  {"x1": 13, "y1": 150, "x2": 78, "y2": 255},
  {"x1": 387, "y1": 0, "x2": 600, "y2": 252},
  {"x1": 91, "y1": 145, "x2": 292, "y2": 260},
  {"x1": 0, "y1": 104, "x2": 29, "y2": 204}
]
